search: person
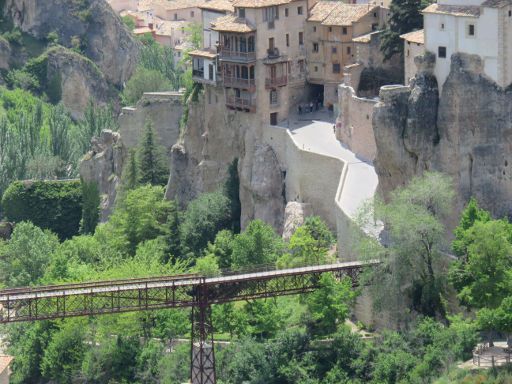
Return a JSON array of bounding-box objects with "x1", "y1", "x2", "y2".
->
[{"x1": 309, "y1": 101, "x2": 313, "y2": 112}]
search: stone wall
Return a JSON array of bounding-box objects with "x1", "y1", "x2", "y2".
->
[
  {"x1": 119, "y1": 91, "x2": 184, "y2": 148},
  {"x1": 336, "y1": 83, "x2": 378, "y2": 162}
]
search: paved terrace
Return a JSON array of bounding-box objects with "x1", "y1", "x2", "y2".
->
[{"x1": 278, "y1": 109, "x2": 381, "y2": 238}]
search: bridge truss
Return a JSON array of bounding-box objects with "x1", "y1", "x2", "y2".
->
[{"x1": 0, "y1": 260, "x2": 378, "y2": 384}]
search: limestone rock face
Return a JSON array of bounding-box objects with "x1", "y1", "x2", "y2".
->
[
  {"x1": 80, "y1": 130, "x2": 126, "y2": 221},
  {"x1": 165, "y1": 87, "x2": 286, "y2": 232},
  {"x1": 240, "y1": 144, "x2": 285, "y2": 231},
  {"x1": 46, "y1": 47, "x2": 111, "y2": 119},
  {"x1": 0, "y1": 38, "x2": 10, "y2": 70},
  {"x1": 3, "y1": 0, "x2": 139, "y2": 86},
  {"x1": 373, "y1": 52, "x2": 512, "y2": 221},
  {"x1": 282, "y1": 202, "x2": 312, "y2": 241}
]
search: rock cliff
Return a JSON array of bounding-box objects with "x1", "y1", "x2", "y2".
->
[
  {"x1": 165, "y1": 88, "x2": 285, "y2": 232},
  {"x1": 373, "y1": 52, "x2": 512, "y2": 220},
  {"x1": 3, "y1": 0, "x2": 138, "y2": 87},
  {"x1": 80, "y1": 130, "x2": 126, "y2": 221}
]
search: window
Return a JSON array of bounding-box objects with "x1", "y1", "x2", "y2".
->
[
  {"x1": 332, "y1": 63, "x2": 341, "y2": 73},
  {"x1": 313, "y1": 42, "x2": 319, "y2": 52},
  {"x1": 373, "y1": 12, "x2": 377, "y2": 17},
  {"x1": 297, "y1": 6, "x2": 303, "y2": 15},
  {"x1": 270, "y1": 89, "x2": 278, "y2": 105},
  {"x1": 329, "y1": 26, "x2": 332, "y2": 32},
  {"x1": 191, "y1": 11, "x2": 194, "y2": 17},
  {"x1": 342, "y1": 27, "x2": 347, "y2": 35},
  {"x1": 299, "y1": 32, "x2": 303, "y2": 45},
  {"x1": 314, "y1": 66, "x2": 318, "y2": 72},
  {"x1": 285, "y1": 8, "x2": 288, "y2": 17},
  {"x1": 347, "y1": 46, "x2": 351, "y2": 54},
  {"x1": 269, "y1": 37, "x2": 275, "y2": 50},
  {"x1": 332, "y1": 46, "x2": 337, "y2": 54},
  {"x1": 407, "y1": 49, "x2": 410, "y2": 57},
  {"x1": 263, "y1": 6, "x2": 278, "y2": 21},
  {"x1": 468, "y1": 24, "x2": 475, "y2": 36},
  {"x1": 298, "y1": 59, "x2": 305, "y2": 73},
  {"x1": 239, "y1": 8, "x2": 245, "y2": 18},
  {"x1": 440, "y1": 22, "x2": 445, "y2": 30},
  {"x1": 438, "y1": 46, "x2": 447, "y2": 58},
  {"x1": 313, "y1": 26, "x2": 317, "y2": 32},
  {"x1": 286, "y1": 34, "x2": 289, "y2": 47},
  {"x1": 174, "y1": 13, "x2": 178, "y2": 20},
  {"x1": 509, "y1": 10, "x2": 511, "y2": 16}
]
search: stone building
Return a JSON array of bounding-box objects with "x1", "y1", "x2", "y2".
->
[
  {"x1": 423, "y1": 0, "x2": 512, "y2": 90},
  {"x1": 209, "y1": 0, "x2": 311, "y2": 125},
  {"x1": 306, "y1": 1, "x2": 386, "y2": 107},
  {"x1": 400, "y1": 29, "x2": 424, "y2": 85}
]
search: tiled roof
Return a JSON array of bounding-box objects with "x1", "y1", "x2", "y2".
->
[
  {"x1": 308, "y1": 1, "x2": 340, "y2": 22},
  {"x1": 133, "y1": 26, "x2": 154, "y2": 34},
  {"x1": 211, "y1": 14, "x2": 256, "y2": 32},
  {"x1": 199, "y1": 0, "x2": 234, "y2": 12},
  {"x1": 0, "y1": 356, "x2": 13, "y2": 374},
  {"x1": 321, "y1": 4, "x2": 378, "y2": 26},
  {"x1": 189, "y1": 48, "x2": 218, "y2": 58},
  {"x1": 309, "y1": 2, "x2": 378, "y2": 26},
  {"x1": 232, "y1": 0, "x2": 294, "y2": 8},
  {"x1": 400, "y1": 29, "x2": 424, "y2": 44},
  {"x1": 481, "y1": 0, "x2": 512, "y2": 7},
  {"x1": 422, "y1": 3, "x2": 480, "y2": 17},
  {"x1": 138, "y1": 0, "x2": 205, "y2": 11},
  {"x1": 352, "y1": 30, "x2": 381, "y2": 43}
]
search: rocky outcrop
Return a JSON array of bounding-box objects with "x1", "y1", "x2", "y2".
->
[
  {"x1": 282, "y1": 202, "x2": 312, "y2": 241},
  {"x1": 3, "y1": 0, "x2": 139, "y2": 87},
  {"x1": 165, "y1": 87, "x2": 286, "y2": 232},
  {"x1": 373, "y1": 52, "x2": 512, "y2": 220},
  {"x1": 46, "y1": 47, "x2": 111, "y2": 119},
  {"x1": 0, "y1": 38, "x2": 10, "y2": 70},
  {"x1": 80, "y1": 130, "x2": 126, "y2": 221}
]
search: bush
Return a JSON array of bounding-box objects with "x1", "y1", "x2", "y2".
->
[{"x1": 2, "y1": 180, "x2": 82, "y2": 240}]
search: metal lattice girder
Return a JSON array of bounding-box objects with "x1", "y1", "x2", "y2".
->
[{"x1": 0, "y1": 261, "x2": 378, "y2": 323}]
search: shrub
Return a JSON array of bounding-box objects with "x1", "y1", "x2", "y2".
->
[{"x1": 2, "y1": 180, "x2": 82, "y2": 240}]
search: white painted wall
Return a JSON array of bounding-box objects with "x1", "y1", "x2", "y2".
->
[{"x1": 202, "y1": 10, "x2": 224, "y2": 49}]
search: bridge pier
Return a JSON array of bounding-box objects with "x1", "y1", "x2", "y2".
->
[{"x1": 190, "y1": 283, "x2": 216, "y2": 384}]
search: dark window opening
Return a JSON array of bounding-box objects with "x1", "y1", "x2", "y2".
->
[{"x1": 438, "y1": 46, "x2": 447, "y2": 58}]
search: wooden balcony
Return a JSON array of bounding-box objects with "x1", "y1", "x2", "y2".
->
[
  {"x1": 265, "y1": 76, "x2": 287, "y2": 89},
  {"x1": 223, "y1": 76, "x2": 256, "y2": 91},
  {"x1": 226, "y1": 96, "x2": 256, "y2": 112},
  {"x1": 219, "y1": 49, "x2": 256, "y2": 63}
]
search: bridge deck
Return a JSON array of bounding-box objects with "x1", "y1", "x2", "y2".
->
[{"x1": 0, "y1": 260, "x2": 378, "y2": 302}]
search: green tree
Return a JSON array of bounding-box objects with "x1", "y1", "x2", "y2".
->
[
  {"x1": 305, "y1": 274, "x2": 357, "y2": 336},
  {"x1": 452, "y1": 198, "x2": 491, "y2": 259},
  {"x1": 359, "y1": 172, "x2": 454, "y2": 324},
  {"x1": 194, "y1": 253, "x2": 221, "y2": 276},
  {"x1": 204, "y1": 230, "x2": 234, "y2": 269},
  {"x1": 180, "y1": 191, "x2": 231, "y2": 256},
  {"x1": 0, "y1": 221, "x2": 59, "y2": 287},
  {"x1": 380, "y1": 0, "x2": 431, "y2": 60},
  {"x1": 231, "y1": 220, "x2": 284, "y2": 268},
  {"x1": 121, "y1": 68, "x2": 172, "y2": 105},
  {"x1": 454, "y1": 220, "x2": 512, "y2": 310},
  {"x1": 138, "y1": 119, "x2": 169, "y2": 186},
  {"x1": 40, "y1": 320, "x2": 87, "y2": 384},
  {"x1": 80, "y1": 179, "x2": 100, "y2": 235},
  {"x1": 223, "y1": 158, "x2": 241, "y2": 233},
  {"x1": 121, "y1": 148, "x2": 139, "y2": 194},
  {"x1": 121, "y1": 15, "x2": 136, "y2": 31}
]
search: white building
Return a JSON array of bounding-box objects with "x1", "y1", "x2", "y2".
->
[
  {"x1": 199, "y1": 0, "x2": 235, "y2": 49},
  {"x1": 423, "y1": 0, "x2": 512, "y2": 90},
  {"x1": 400, "y1": 29, "x2": 424, "y2": 85}
]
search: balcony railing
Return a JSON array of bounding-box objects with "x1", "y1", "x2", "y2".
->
[
  {"x1": 265, "y1": 76, "x2": 287, "y2": 88},
  {"x1": 267, "y1": 48, "x2": 280, "y2": 59},
  {"x1": 223, "y1": 76, "x2": 256, "y2": 90},
  {"x1": 226, "y1": 96, "x2": 255, "y2": 112},
  {"x1": 219, "y1": 49, "x2": 256, "y2": 62}
]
